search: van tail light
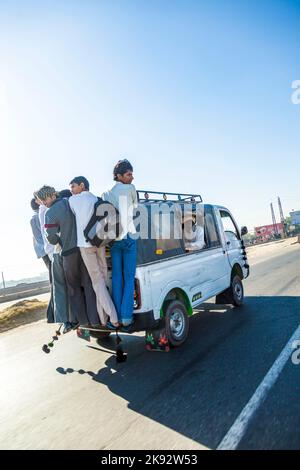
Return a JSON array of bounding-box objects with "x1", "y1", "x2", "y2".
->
[{"x1": 133, "y1": 278, "x2": 141, "y2": 310}]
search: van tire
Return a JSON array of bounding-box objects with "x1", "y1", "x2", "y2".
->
[
  {"x1": 216, "y1": 275, "x2": 244, "y2": 307},
  {"x1": 164, "y1": 300, "x2": 189, "y2": 347},
  {"x1": 230, "y1": 275, "x2": 244, "y2": 306}
]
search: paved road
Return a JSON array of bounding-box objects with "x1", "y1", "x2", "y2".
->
[{"x1": 0, "y1": 243, "x2": 299, "y2": 450}]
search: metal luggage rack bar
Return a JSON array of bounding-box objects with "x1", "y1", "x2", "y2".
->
[{"x1": 137, "y1": 190, "x2": 203, "y2": 203}]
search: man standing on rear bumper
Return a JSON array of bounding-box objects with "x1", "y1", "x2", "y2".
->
[
  {"x1": 69, "y1": 176, "x2": 119, "y2": 328},
  {"x1": 35, "y1": 185, "x2": 99, "y2": 330},
  {"x1": 102, "y1": 159, "x2": 138, "y2": 330}
]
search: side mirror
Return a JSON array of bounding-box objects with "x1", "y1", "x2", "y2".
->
[{"x1": 241, "y1": 226, "x2": 248, "y2": 236}]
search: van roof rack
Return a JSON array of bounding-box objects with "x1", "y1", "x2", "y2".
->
[{"x1": 137, "y1": 190, "x2": 203, "y2": 203}]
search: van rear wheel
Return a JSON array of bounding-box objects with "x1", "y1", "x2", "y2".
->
[{"x1": 164, "y1": 300, "x2": 189, "y2": 347}]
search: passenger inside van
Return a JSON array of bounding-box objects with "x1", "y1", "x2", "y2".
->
[{"x1": 183, "y1": 211, "x2": 206, "y2": 252}]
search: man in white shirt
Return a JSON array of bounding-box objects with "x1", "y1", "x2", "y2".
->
[
  {"x1": 102, "y1": 160, "x2": 138, "y2": 330},
  {"x1": 69, "y1": 176, "x2": 119, "y2": 327},
  {"x1": 102, "y1": 177, "x2": 138, "y2": 241}
]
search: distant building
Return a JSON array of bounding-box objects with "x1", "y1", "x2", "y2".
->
[
  {"x1": 290, "y1": 210, "x2": 300, "y2": 225},
  {"x1": 255, "y1": 223, "x2": 283, "y2": 241}
]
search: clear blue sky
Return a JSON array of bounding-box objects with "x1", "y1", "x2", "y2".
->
[{"x1": 0, "y1": 0, "x2": 300, "y2": 280}]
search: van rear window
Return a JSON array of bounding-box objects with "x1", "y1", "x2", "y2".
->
[{"x1": 153, "y1": 210, "x2": 183, "y2": 252}]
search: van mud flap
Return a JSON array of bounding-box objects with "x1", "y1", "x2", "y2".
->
[
  {"x1": 77, "y1": 328, "x2": 91, "y2": 342},
  {"x1": 145, "y1": 324, "x2": 170, "y2": 352}
]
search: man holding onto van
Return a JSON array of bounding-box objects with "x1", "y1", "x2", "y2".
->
[
  {"x1": 30, "y1": 197, "x2": 55, "y2": 324},
  {"x1": 35, "y1": 185, "x2": 99, "y2": 331},
  {"x1": 102, "y1": 159, "x2": 138, "y2": 331},
  {"x1": 69, "y1": 176, "x2": 119, "y2": 328}
]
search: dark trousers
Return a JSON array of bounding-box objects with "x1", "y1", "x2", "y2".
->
[
  {"x1": 42, "y1": 255, "x2": 55, "y2": 323},
  {"x1": 62, "y1": 250, "x2": 99, "y2": 325},
  {"x1": 52, "y1": 253, "x2": 70, "y2": 323}
]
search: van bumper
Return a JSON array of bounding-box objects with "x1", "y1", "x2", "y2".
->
[{"x1": 133, "y1": 310, "x2": 160, "y2": 331}]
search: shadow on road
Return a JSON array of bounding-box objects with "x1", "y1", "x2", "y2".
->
[{"x1": 56, "y1": 295, "x2": 300, "y2": 449}]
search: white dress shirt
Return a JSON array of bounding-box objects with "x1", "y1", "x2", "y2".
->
[
  {"x1": 102, "y1": 182, "x2": 138, "y2": 240},
  {"x1": 68, "y1": 191, "x2": 98, "y2": 248},
  {"x1": 185, "y1": 225, "x2": 206, "y2": 251}
]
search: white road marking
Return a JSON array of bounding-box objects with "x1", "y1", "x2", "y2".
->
[{"x1": 217, "y1": 324, "x2": 300, "y2": 450}]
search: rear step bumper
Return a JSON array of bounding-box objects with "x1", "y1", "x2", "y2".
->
[{"x1": 78, "y1": 310, "x2": 159, "y2": 334}]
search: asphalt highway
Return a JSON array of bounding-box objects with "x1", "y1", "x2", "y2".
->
[{"x1": 0, "y1": 243, "x2": 299, "y2": 450}]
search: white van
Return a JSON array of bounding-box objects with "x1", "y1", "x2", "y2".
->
[{"x1": 79, "y1": 190, "x2": 249, "y2": 351}]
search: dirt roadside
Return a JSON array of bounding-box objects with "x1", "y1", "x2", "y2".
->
[{"x1": 0, "y1": 299, "x2": 48, "y2": 333}]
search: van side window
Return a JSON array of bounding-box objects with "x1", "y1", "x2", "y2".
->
[
  {"x1": 220, "y1": 210, "x2": 240, "y2": 242},
  {"x1": 204, "y1": 207, "x2": 221, "y2": 248},
  {"x1": 183, "y1": 206, "x2": 206, "y2": 252}
]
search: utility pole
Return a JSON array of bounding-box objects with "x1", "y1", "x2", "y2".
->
[
  {"x1": 1, "y1": 271, "x2": 6, "y2": 290},
  {"x1": 270, "y1": 203, "x2": 278, "y2": 237},
  {"x1": 278, "y1": 196, "x2": 287, "y2": 237}
]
